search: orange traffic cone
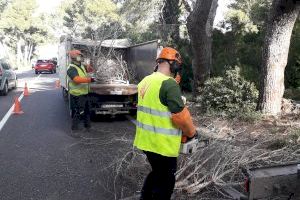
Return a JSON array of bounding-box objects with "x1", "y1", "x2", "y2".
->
[
  {"x1": 13, "y1": 97, "x2": 24, "y2": 114},
  {"x1": 55, "y1": 80, "x2": 60, "y2": 88},
  {"x1": 24, "y1": 83, "x2": 30, "y2": 96}
]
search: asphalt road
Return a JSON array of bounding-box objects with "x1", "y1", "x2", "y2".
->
[{"x1": 0, "y1": 70, "x2": 136, "y2": 200}]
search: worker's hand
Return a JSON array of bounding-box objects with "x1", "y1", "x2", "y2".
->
[
  {"x1": 90, "y1": 77, "x2": 96, "y2": 83},
  {"x1": 181, "y1": 131, "x2": 198, "y2": 143},
  {"x1": 187, "y1": 130, "x2": 199, "y2": 141}
]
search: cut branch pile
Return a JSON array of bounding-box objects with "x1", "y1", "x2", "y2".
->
[
  {"x1": 74, "y1": 124, "x2": 300, "y2": 199},
  {"x1": 175, "y1": 139, "x2": 300, "y2": 196},
  {"x1": 111, "y1": 136, "x2": 300, "y2": 199},
  {"x1": 94, "y1": 53, "x2": 136, "y2": 84}
]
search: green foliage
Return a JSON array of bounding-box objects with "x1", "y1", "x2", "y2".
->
[
  {"x1": 212, "y1": 0, "x2": 269, "y2": 85},
  {"x1": 234, "y1": 110, "x2": 262, "y2": 123},
  {"x1": 285, "y1": 56, "x2": 300, "y2": 88},
  {"x1": 0, "y1": 0, "x2": 50, "y2": 67},
  {"x1": 63, "y1": 0, "x2": 119, "y2": 38},
  {"x1": 0, "y1": 0, "x2": 38, "y2": 36},
  {"x1": 177, "y1": 40, "x2": 193, "y2": 92},
  {"x1": 118, "y1": 0, "x2": 161, "y2": 44},
  {"x1": 285, "y1": 20, "x2": 300, "y2": 89},
  {"x1": 198, "y1": 66, "x2": 259, "y2": 115},
  {"x1": 228, "y1": 0, "x2": 271, "y2": 32},
  {"x1": 0, "y1": 0, "x2": 9, "y2": 13},
  {"x1": 284, "y1": 88, "x2": 300, "y2": 101},
  {"x1": 226, "y1": 9, "x2": 258, "y2": 34}
]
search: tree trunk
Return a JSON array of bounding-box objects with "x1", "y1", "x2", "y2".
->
[
  {"x1": 23, "y1": 44, "x2": 28, "y2": 64},
  {"x1": 16, "y1": 38, "x2": 22, "y2": 67},
  {"x1": 257, "y1": 0, "x2": 300, "y2": 115},
  {"x1": 28, "y1": 43, "x2": 33, "y2": 63},
  {"x1": 187, "y1": 0, "x2": 218, "y2": 95},
  {"x1": 0, "y1": 41, "x2": 7, "y2": 58}
]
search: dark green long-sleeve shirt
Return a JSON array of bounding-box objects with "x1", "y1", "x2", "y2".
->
[{"x1": 159, "y1": 78, "x2": 184, "y2": 114}]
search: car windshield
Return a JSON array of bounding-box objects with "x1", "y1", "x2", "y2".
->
[{"x1": 37, "y1": 60, "x2": 50, "y2": 63}]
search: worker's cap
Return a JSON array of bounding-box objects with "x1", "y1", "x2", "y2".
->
[
  {"x1": 68, "y1": 50, "x2": 83, "y2": 58},
  {"x1": 157, "y1": 47, "x2": 182, "y2": 65}
]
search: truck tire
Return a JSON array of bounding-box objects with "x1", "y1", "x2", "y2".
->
[
  {"x1": 0, "y1": 82, "x2": 8, "y2": 96},
  {"x1": 35, "y1": 70, "x2": 38, "y2": 74}
]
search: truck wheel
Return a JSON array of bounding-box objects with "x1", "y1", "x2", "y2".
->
[
  {"x1": 35, "y1": 70, "x2": 38, "y2": 74},
  {"x1": 0, "y1": 82, "x2": 8, "y2": 96}
]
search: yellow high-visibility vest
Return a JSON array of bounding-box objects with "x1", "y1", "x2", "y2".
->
[
  {"x1": 68, "y1": 64, "x2": 89, "y2": 96},
  {"x1": 133, "y1": 72, "x2": 182, "y2": 157}
]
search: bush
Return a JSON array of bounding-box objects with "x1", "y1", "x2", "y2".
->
[{"x1": 198, "y1": 66, "x2": 259, "y2": 116}]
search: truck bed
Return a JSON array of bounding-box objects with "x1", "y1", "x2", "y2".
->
[{"x1": 89, "y1": 83, "x2": 138, "y2": 95}]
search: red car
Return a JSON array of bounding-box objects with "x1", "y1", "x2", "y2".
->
[{"x1": 34, "y1": 60, "x2": 56, "y2": 74}]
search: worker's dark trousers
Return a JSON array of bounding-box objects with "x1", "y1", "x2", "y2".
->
[
  {"x1": 70, "y1": 94, "x2": 91, "y2": 130},
  {"x1": 140, "y1": 151, "x2": 177, "y2": 200}
]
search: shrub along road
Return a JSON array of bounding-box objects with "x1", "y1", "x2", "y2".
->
[{"x1": 0, "y1": 70, "x2": 136, "y2": 200}]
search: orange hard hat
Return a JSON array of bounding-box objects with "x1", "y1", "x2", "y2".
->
[
  {"x1": 157, "y1": 47, "x2": 182, "y2": 65},
  {"x1": 68, "y1": 50, "x2": 83, "y2": 58}
]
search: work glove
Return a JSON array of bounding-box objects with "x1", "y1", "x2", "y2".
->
[
  {"x1": 90, "y1": 77, "x2": 96, "y2": 83},
  {"x1": 181, "y1": 130, "x2": 199, "y2": 143}
]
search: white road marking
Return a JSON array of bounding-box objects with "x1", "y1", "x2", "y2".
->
[
  {"x1": 0, "y1": 74, "x2": 42, "y2": 132},
  {"x1": 0, "y1": 94, "x2": 24, "y2": 132}
]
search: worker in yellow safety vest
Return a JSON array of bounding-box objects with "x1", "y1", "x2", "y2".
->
[
  {"x1": 67, "y1": 50, "x2": 95, "y2": 137},
  {"x1": 133, "y1": 47, "x2": 197, "y2": 200}
]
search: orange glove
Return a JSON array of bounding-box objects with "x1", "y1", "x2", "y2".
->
[
  {"x1": 73, "y1": 76, "x2": 92, "y2": 84},
  {"x1": 181, "y1": 136, "x2": 188, "y2": 143},
  {"x1": 171, "y1": 107, "x2": 196, "y2": 140}
]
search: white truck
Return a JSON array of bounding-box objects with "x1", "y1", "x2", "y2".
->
[{"x1": 58, "y1": 36, "x2": 160, "y2": 116}]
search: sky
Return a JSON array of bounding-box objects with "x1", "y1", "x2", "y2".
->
[
  {"x1": 215, "y1": 0, "x2": 234, "y2": 26},
  {"x1": 36, "y1": 0, "x2": 62, "y2": 13}
]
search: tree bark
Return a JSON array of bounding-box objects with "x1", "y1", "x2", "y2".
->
[
  {"x1": 23, "y1": 44, "x2": 28, "y2": 63},
  {"x1": 187, "y1": 0, "x2": 218, "y2": 95},
  {"x1": 28, "y1": 43, "x2": 33, "y2": 63},
  {"x1": 16, "y1": 38, "x2": 22, "y2": 67},
  {"x1": 257, "y1": 0, "x2": 300, "y2": 115}
]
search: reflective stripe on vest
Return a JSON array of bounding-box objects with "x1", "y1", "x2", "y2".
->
[
  {"x1": 133, "y1": 72, "x2": 182, "y2": 157},
  {"x1": 137, "y1": 105, "x2": 172, "y2": 118},
  {"x1": 68, "y1": 64, "x2": 89, "y2": 96},
  {"x1": 136, "y1": 121, "x2": 181, "y2": 136}
]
